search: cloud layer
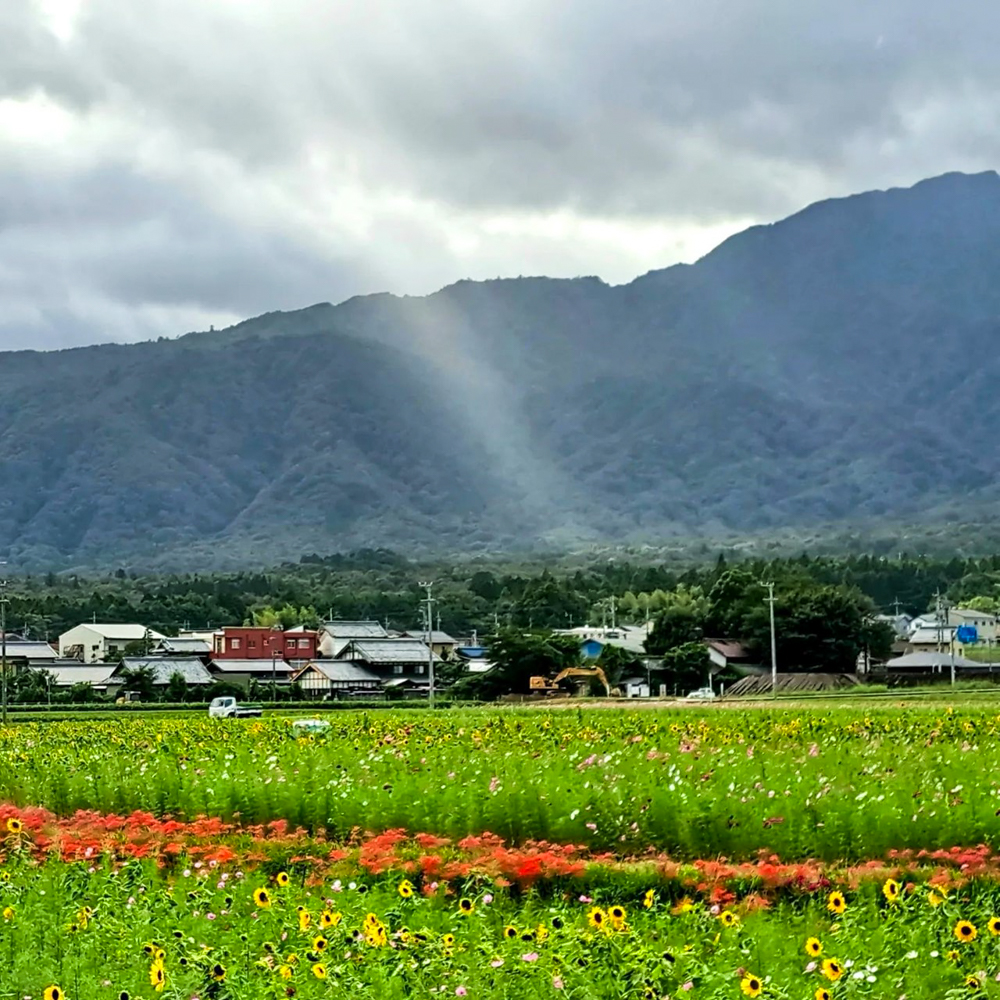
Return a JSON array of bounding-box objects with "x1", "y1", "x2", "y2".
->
[{"x1": 2, "y1": 0, "x2": 999, "y2": 350}]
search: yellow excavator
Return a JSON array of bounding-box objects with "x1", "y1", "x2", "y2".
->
[{"x1": 529, "y1": 666, "x2": 622, "y2": 698}]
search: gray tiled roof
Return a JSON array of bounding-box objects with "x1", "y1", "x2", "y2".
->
[
  {"x1": 321, "y1": 621, "x2": 389, "y2": 639},
  {"x1": 298, "y1": 661, "x2": 381, "y2": 683},
  {"x1": 346, "y1": 639, "x2": 440, "y2": 665},
  {"x1": 2, "y1": 641, "x2": 59, "y2": 660},
  {"x1": 115, "y1": 657, "x2": 214, "y2": 685},
  {"x1": 209, "y1": 658, "x2": 293, "y2": 674}
]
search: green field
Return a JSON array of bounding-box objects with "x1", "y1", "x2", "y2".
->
[{"x1": 3, "y1": 704, "x2": 1000, "y2": 999}]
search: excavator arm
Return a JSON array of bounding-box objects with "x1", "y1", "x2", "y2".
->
[{"x1": 552, "y1": 666, "x2": 612, "y2": 697}]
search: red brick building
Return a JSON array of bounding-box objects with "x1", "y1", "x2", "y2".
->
[{"x1": 212, "y1": 627, "x2": 318, "y2": 661}]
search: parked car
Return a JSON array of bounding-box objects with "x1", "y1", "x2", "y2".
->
[
  {"x1": 208, "y1": 697, "x2": 262, "y2": 718},
  {"x1": 685, "y1": 686, "x2": 716, "y2": 701}
]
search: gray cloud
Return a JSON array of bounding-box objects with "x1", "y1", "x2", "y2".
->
[{"x1": 1, "y1": 0, "x2": 999, "y2": 351}]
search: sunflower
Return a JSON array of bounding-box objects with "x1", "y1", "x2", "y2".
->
[
  {"x1": 882, "y1": 878, "x2": 901, "y2": 903},
  {"x1": 609, "y1": 904, "x2": 627, "y2": 926},
  {"x1": 275, "y1": 871, "x2": 290, "y2": 888},
  {"x1": 459, "y1": 898, "x2": 474, "y2": 915},
  {"x1": 966, "y1": 975, "x2": 983, "y2": 991},
  {"x1": 989, "y1": 917, "x2": 1000, "y2": 937},
  {"x1": 955, "y1": 920, "x2": 978, "y2": 943},
  {"x1": 119, "y1": 993, "x2": 131, "y2": 1000},
  {"x1": 826, "y1": 891, "x2": 846, "y2": 915},
  {"x1": 929, "y1": 888, "x2": 948, "y2": 908},
  {"x1": 821, "y1": 959, "x2": 843, "y2": 982},
  {"x1": 644, "y1": 889, "x2": 656, "y2": 909},
  {"x1": 504, "y1": 925, "x2": 518, "y2": 940},
  {"x1": 946, "y1": 950, "x2": 962, "y2": 964},
  {"x1": 211, "y1": 964, "x2": 226, "y2": 982},
  {"x1": 719, "y1": 910, "x2": 739, "y2": 928},
  {"x1": 2, "y1": 906, "x2": 12, "y2": 921},
  {"x1": 42, "y1": 988, "x2": 63, "y2": 1000},
  {"x1": 672, "y1": 897, "x2": 694, "y2": 915},
  {"x1": 153, "y1": 948, "x2": 166, "y2": 962},
  {"x1": 298, "y1": 908, "x2": 311, "y2": 932},
  {"x1": 320, "y1": 909, "x2": 341, "y2": 928},
  {"x1": 587, "y1": 907, "x2": 607, "y2": 929},
  {"x1": 278, "y1": 965, "x2": 293, "y2": 979},
  {"x1": 536, "y1": 924, "x2": 549, "y2": 943},
  {"x1": 253, "y1": 887, "x2": 271, "y2": 909},
  {"x1": 398, "y1": 880, "x2": 415, "y2": 898},
  {"x1": 815, "y1": 989, "x2": 831, "y2": 1000},
  {"x1": 312, "y1": 963, "x2": 328, "y2": 980},
  {"x1": 805, "y1": 938, "x2": 823, "y2": 958},
  {"x1": 312, "y1": 935, "x2": 328, "y2": 953},
  {"x1": 149, "y1": 963, "x2": 166, "y2": 990},
  {"x1": 740, "y1": 973, "x2": 763, "y2": 998},
  {"x1": 442, "y1": 933, "x2": 456, "y2": 948},
  {"x1": 5, "y1": 818, "x2": 22, "y2": 835}
]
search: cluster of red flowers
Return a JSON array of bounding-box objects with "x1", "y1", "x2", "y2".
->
[{"x1": 0, "y1": 802, "x2": 993, "y2": 900}]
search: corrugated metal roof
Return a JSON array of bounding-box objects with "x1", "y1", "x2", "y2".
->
[
  {"x1": 321, "y1": 621, "x2": 389, "y2": 639},
  {"x1": 37, "y1": 664, "x2": 117, "y2": 686},
  {"x1": 115, "y1": 657, "x2": 214, "y2": 685},
  {"x1": 2, "y1": 642, "x2": 59, "y2": 660},
  {"x1": 347, "y1": 639, "x2": 440, "y2": 664},
  {"x1": 73, "y1": 624, "x2": 167, "y2": 640},
  {"x1": 209, "y1": 659, "x2": 293, "y2": 674}
]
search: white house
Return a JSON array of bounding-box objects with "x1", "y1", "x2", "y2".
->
[{"x1": 58, "y1": 624, "x2": 166, "y2": 663}]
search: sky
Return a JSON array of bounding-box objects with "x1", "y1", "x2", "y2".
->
[{"x1": 2, "y1": 0, "x2": 999, "y2": 352}]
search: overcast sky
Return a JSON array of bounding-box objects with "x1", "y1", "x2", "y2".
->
[{"x1": 2, "y1": 0, "x2": 998, "y2": 351}]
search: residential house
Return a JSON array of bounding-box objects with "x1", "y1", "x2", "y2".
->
[
  {"x1": 317, "y1": 621, "x2": 389, "y2": 659},
  {"x1": 59, "y1": 624, "x2": 166, "y2": 663},
  {"x1": 152, "y1": 637, "x2": 213, "y2": 658},
  {"x1": 211, "y1": 627, "x2": 318, "y2": 662},
  {"x1": 27, "y1": 662, "x2": 122, "y2": 695},
  {"x1": 1, "y1": 640, "x2": 61, "y2": 666},
  {"x1": 454, "y1": 643, "x2": 494, "y2": 674},
  {"x1": 207, "y1": 658, "x2": 294, "y2": 691},
  {"x1": 401, "y1": 630, "x2": 458, "y2": 659},
  {"x1": 336, "y1": 638, "x2": 439, "y2": 683},
  {"x1": 110, "y1": 656, "x2": 214, "y2": 690},
  {"x1": 292, "y1": 661, "x2": 382, "y2": 698},
  {"x1": 874, "y1": 614, "x2": 913, "y2": 639},
  {"x1": 552, "y1": 625, "x2": 650, "y2": 658},
  {"x1": 704, "y1": 639, "x2": 764, "y2": 676}
]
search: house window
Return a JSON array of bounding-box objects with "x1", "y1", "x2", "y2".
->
[
  {"x1": 298, "y1": 638, "x2": 310, "y2": 649},
  {"x1": 230, "y1": 638, "x2": 241, "y2": 650},
  {"x1": 393, "y1": 665, "x2": 403, "y2": 675},
  {"x1": 248, "y1": 639, "x2": 257, "y2": 649},
  {"x1": 416, "y1": 664, "x2": 425, "y2": 675}
]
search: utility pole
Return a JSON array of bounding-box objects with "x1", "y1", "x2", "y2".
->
[
  {"x1": 0, "y1": 565, "x2": 8, "y2": 726},
  {"x1": 764, "y1": 582, "x2": 777, "y2": 698},
  {"x1": 420, "y1": 581, "x2": 436, "y2": 708}
]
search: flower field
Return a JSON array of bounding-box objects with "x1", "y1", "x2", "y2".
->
[{"x1": 3, "y1": 705, "x2": 1000, "y2": 997}]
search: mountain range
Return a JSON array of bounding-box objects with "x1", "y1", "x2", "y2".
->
[{"x1": 4, "y1": 170, "x2": 1000, "y2": 570}]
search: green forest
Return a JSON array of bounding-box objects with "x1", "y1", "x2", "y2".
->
[{"x1": 6, "y1": 548, "x2": 1000, "y2": 645}]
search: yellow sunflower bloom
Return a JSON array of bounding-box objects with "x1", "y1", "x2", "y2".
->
[
  {"x1": 719, "y1": 909, "x2": 739, "y2": 928},
  {"x1": 740, "y1": 973, "x2": 763, "y2": 997},
  {"x1": 398, "y1": 880, "x2": 415, "y2": 898},
  {"x1": 821, "y1": 959, "x2": 843, "y2": 981},
  {"x1": 253, "y1": 887, "x2": 271, "y2": 909},
  {"x1": 275, "y1": 871, "x2": 290, "y2": 888},
  {"x1": 5, "y1": 818, "x2": 22, "y2": 835},
  {"x1": 587, "y1": 907, "x2": 607, "y2": 929},
  {"x1": 815, "y1": 989, "x2": 832, "y2": 1000},
  {"x1": 42, "y1": 988, "x2": 64, "y2": 1000},
  {"x1": 458, "y1": 897, "x2": 474, "y2": 915},
  {"x1": 644, "y1": 889, "x2": 656, "y2": 909},
  {"x1": 320, "y1": 910, "x2": 341, "y2": 928},
  {"x1": 882, "y1": 878, "x2": 901, "y2": 903},
  {"x1": 312, "y1": 935, "x2": 328, "y2": 953},
  {"x1": 805, "y1": 937, "x2": 822, "y2": 957},
  {"x1": 955, "y1": 920, "x2": 978, "y2": 943},
  {"x1": 988, "y1": 917, "x2": 1000, "y2": 937},
  {"x1": 312, "y1": 963, "x2": 328, "y2": 980},
  {"x1": 826, "y1": 891, "x2": 846, "y2": 915}
]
